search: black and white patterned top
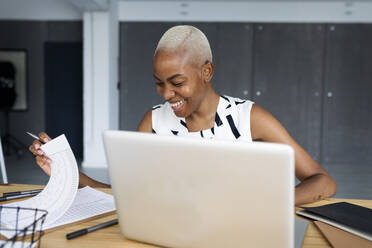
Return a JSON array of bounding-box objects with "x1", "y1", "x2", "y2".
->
[{"x1": 152, "y1": 95, "x2": 254, "y2": 142}]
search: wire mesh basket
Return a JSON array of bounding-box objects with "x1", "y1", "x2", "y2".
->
[{"x1": 0, "y1": 206, "x2": 48, "y2": 248}]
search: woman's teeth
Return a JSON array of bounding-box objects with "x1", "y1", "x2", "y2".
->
[{"x1": 170, "y1": 100, "x2": 184, "y2": 108}]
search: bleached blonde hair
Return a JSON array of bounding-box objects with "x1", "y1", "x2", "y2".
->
[{"x1": 155, "y1": 25, "x2": 213, "y2": 67}]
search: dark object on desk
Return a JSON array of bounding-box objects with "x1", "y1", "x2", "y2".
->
[
  {"x1": 297, "y1": 202, "x2": 372, "y2": 241},
  {"x1": 3, "y1": 189, "x2": 42, "y2": 197},
  {"x1": 0, "y1": 192, "x2": 39, "y2": 202},
  {"x1": 66, "y1": 219, "x2": 119, "y2": 240},
  {"x1": 314, "y1": 221, "x2": 372, "y2": 248}
]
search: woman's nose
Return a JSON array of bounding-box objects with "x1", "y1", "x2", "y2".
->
[{"x1": 163, "y1": 87, "x2": 175, "y2": 100}]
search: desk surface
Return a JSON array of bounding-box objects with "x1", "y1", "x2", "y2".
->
[{"x1": 1, "y1": 184, "x2": 372, "y2": 248}]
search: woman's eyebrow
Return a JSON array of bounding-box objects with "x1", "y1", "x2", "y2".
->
[
  {"x1": 167, "y1": 74, "x2": 184, "y2": 81},
  {"x1": 153, "y1": 74, "x2": 161, "y2": 81},
  {"x1": 153, "y1": 73, "x2": 184, "y2": 82}
]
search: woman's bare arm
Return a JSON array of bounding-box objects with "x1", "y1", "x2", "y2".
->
[{"x1": 250, "y1": 104, "x2": 337, "y2": 205}]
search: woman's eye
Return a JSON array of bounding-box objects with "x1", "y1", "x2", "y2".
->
[
  {"x1": 155, "y1": 82, "x2": 164, "y2": 87},
  {"x1": 172, "y1": 81, "x2": 184, "y2": 87}
]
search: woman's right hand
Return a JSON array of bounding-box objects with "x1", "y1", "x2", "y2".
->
[{"x1": 28, "y1": 132, "x2": 53, "y2": 177}]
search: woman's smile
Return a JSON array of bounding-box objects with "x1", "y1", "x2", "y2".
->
[{"x1": 169, "y1": 99, "x2": 185, "y2": 112}]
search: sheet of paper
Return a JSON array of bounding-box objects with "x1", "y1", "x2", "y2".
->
[
  {"x1": 1, "y1": 134, "x2": 79, "y2": 237},
  {"x1": 45, "y1": 186, "x2": 115, "y2": 229}
]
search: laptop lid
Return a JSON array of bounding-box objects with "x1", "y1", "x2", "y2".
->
[{"x1": 103, "y1": 130, "x2": 294, "y2": 248}]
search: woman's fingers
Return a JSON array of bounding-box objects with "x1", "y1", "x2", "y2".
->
[
  {"x1": 29, "y1": 140, "x2": 44, "y2": 155},
  {"x1": 36, "y1": 155, "x2": 52, "y2": 176},
  {"x1": 29, "y1": 132, "x2": 53, "y2": 177},
  {"x1": 29, "y1": 132, "x2": 51, "y2": 156},
  {"x1": 38, "y1": 132, "x2": 52, "y2": 143}
]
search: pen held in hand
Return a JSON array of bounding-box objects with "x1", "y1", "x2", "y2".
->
[
  {"x1": 66, "y1": 219, "x2": 119, "y2": 240},
  {"x1": 26, "y1": 132, "x2": 46, "y2": 144}
]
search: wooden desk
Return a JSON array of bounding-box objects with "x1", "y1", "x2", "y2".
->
[{"x1": 1, "y1": 184, "x2": 372, "y2": 248}]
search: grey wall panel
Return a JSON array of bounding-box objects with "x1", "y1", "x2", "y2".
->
[
  {"x1": 252, "y1": 24, "x2": 325, "y2": 161},
  {"x1": 322, "y1": 24, "x2": 372, "y2": 165},
  {"x1": 213, "y1": 23, "x2": 253, "y2": 99},
  {"x1": 0, "y1": 21, "x2": 47, "y2": 146}
]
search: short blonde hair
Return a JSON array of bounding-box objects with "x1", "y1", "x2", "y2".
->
[{"x1": 155, "y1": 25, "x2": 212, "y2": 66}]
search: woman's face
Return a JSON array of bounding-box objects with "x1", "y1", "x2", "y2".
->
[{"x1": 153, "y1": 50, "x2": 208, "y2": 118}]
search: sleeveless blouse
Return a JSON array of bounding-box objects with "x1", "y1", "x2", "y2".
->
[{"x1": 152, "y1": 95, "x2": 254, "y2": 142}]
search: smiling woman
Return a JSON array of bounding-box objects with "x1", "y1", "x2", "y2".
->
[
  {"x1": 137, "y1": 25, "x2": 337, "y2": 206},
  {"x1": 30, "y1": 25, "x2": 337, "y2": 206}
]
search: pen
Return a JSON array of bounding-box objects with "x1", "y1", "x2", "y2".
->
[
  {"x1": 3, "y1": 189, "x2": 43, "y2": 197},
  {"x1": 26, "y1": 132, "x2": 45, "y2": 144},
  {"x1": 66, "y1": 219, "x2": 119, "y2": 240},
  {"x1": 0, "y1": 192, "x2": 40, "y2": 202}
]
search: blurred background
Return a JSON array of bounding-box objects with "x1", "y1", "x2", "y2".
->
[{"x1": 0, "y1": 0, "x2": 371, "y2": 199}]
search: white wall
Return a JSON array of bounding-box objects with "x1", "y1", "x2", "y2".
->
[
  {"x1": 0, "y1": 0, "x2": 82, "y2": 20},
  {"x1": 119, "y1": 1, "x2": 372, "y2": 23}
]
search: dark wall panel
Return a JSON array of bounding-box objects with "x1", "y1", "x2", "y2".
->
[
  {"x1": 322, "y1": 24, "x2": 372, "y2": 164},
  {"x1": 45, "y1": 42, "x2": 83, "y2": 158},
  {"x1": 252, "y1": 24, "x2": 325, "y2": 161},
  {"x1": 213, "y1": 23, "x2": 253, "y2": 99}
]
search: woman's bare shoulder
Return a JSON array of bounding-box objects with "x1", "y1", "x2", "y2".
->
[
  {"x1": 250, "y1": 104, "x2": 290, "y2": 142},
  {"x1": 137, "y1": 109, "x2": 152, "y2": 133}
]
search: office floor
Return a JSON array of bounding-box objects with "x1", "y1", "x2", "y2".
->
[{"x1": 1, "y1": 149, "x2": 371, "y2": 200}]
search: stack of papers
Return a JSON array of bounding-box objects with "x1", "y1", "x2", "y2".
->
[{"x1": 0, "y1": 135, "x2": 116, "y2": 238}]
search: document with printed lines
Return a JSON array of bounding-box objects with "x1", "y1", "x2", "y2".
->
[{"x1": 0, "y1": 134, "x2": 116, "y2": 238}]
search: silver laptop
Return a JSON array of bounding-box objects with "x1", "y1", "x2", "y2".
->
[{"x1": 103, "y1": 130, "x2": 294, "y2": 248}]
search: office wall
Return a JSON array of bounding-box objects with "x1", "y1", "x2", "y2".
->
[
  {"x1": 0, "y1": 21, "x2": 82, "y2": 147},
  {"x1": 119, "y1": 22, "x2": 372, "y2": 166}
]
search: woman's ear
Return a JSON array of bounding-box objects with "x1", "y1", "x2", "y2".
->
[{"x1": 202, "y1": 61, "x2": 214, "y2": 83}]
